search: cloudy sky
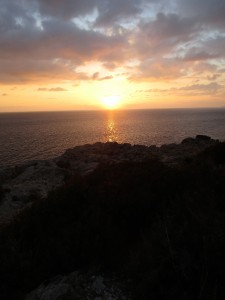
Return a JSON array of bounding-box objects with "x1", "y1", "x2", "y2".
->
[{"x1": 0, "y1": 0, "x2": 225, "y2": 111}]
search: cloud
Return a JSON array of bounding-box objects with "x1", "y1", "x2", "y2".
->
[
  {"x1": 37, "y1": 87, "x2": 67, "y2": 91},
  {"x1": 2, "y1": 93, "x2": 7, "y2": 96},
  {"x1": 99, "y1": 75, "x2": 113, "y2": 80},
  {"x1": 37, "y1": 0, "x2": 148, "y2": 25},
  {"x1": 141, "y1": 12, "x2": 198, "y2": 41},
  {"x1": 0, "y1": 8, "x2": 127, "y2": 83},
  {"x1": 37, "y1": 0, "x2": 98, "y2": 19},
  {"x1": 92, "y1": 72, "x2": 100, "y2": 80},
  {"x1": 144, "y1": 82, "x2": 225, "y2": 97},
  {"x1": 178, "y1": 82, "x2": 222, "y2": 94},
  {"x1": 131, "y1": 12, "x2": 201, "y2": 67},
  {"x1": 94, "y1": 0, "x2": 142, "y2": 27},
  {"x1": 0, "y1": 16, "x2": 126, "y2": 61},
  {"x1": 207, "y1": 74, "x2": 221, "y2": 81},
  {"x1": 0, "y1": 58, "x2": 89, "y2": 84},
  {"x1": 131, "y1": 58, "x2": 189, "y2": 81},
  {"x1": 0, "y1": 0, "x2": 225, "y2": 86},
  {"x1": 92, "y1": 72, "x2": 113, "y2": 80},
  {"x1": 178, "y1": 0, "x2": 225, "y2": 27},
  {"x1": 182, "y1": 48, "x2": 219, "y2": 62}
]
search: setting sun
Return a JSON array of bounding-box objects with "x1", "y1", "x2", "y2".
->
[{"x1": 101, "y1": 95, "x2": 120, "y2": 110}]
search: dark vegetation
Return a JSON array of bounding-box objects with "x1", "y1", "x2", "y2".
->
[
  {"x1": 1, "y1": 143, "x2": 225, "y2": 299},
  {"x1": 0, "y1": 186, "x2": 4, "y2": 203}
]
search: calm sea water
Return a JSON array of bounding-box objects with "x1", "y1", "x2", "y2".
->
[{"x1": 1, "y1": 109, "x2": 225, "y2": 167}]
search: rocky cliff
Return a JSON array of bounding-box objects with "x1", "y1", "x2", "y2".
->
[
  {"x1": 0, "y1": 135, "x2": 218, "y2": 223},
  {"x1": 0, "y1": 135, "x2": 225, "y2": 300}
]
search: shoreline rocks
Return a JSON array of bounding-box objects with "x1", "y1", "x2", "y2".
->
[
  {"x1": 0, "y1": 135, "x2": 219, "y2": 222},
  {"x1": 55, "y1": 134, "x2": 218, "y2": 170},
  {"x1": 26, "y1": 272, "x2": 129, "y2": 300}
]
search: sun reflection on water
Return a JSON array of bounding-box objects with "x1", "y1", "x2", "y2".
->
[{"x1": 105, "y1": 113, "x2": 118, "y2": 142}]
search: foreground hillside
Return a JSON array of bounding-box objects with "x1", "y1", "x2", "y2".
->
[{"x1": 0, "y1": 139, "x2": 225, "y2": 299}]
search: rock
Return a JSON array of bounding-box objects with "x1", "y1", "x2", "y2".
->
[
  {"x1": 181, "y1": 135, "x2": 216, "y2": 147},
  {"x1": 0, "y1": 160, "x2": 67, "y2": 223},
  {"x1": 55, "y1": 142, "x2": 152, "y2": 174},
  {"x1": 181, "y1": 137, "x2": 196, "y2": 145},
  {"x1": 92, "y1": 276, "x2": 106, "y2": 294},
  {"x1": 0, "y1": 137, "x2": 220, "y2": 223},
  {"x1": 0, "y1": 167, "x2": 14, "y2": 183},
  {"x1": 160, "y1": 143, "x2": 177, "y2": 150},
  {"x1": 82, "y1": 162, "x2": 99, "y2": 175},
  {"x1": 196, "y1": 134, "x2": 211, "y2": 141},
  {"x1": 25, "y1": 272, "x2": 129, "y2": 300},
  {"x1": 25, "y1": 276, "x2": 75, "y2": 300}
]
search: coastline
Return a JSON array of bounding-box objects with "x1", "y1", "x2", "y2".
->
[
  {"x1": 0, "y1": 135, "x2": 225, "y2": 299},
  {"x1": 1, "y1": 108, "x2": 225, "y2": 168},
  {"x1": 0, "y1": 135, "x2": 219, "y2": 222}
]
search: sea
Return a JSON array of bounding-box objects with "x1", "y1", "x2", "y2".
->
[{"x1": 1, "y1": 108, "x2": 225, "y2": 167}]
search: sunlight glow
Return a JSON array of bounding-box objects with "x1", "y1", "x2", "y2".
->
[{"x1": 101, "y1": 95, "x2": 120, "y2": 110}]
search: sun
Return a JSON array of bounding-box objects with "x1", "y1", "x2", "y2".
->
[{"x1": 101, "y1": 95, "x2": 120, "y2": 110}]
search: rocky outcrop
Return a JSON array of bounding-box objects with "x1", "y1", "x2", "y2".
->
[
  {"x1": 56, "y1": 135, "x2": 218, "y2": 170},
  {"x1": 55, "y1": 142, "x2": 158, "y2": 174},
  {"x1": 0, "y1": 136, "x2": 219, "y2": 223},
  {"x1": 0, "y1": 160, "x2": 67, "y2": 223},
  {"x1": 25, "y1": 272, "x2": 129, "y2": 300},
  {"x1": 161, "y1": 135, "x2": 217, "y2": 164}
]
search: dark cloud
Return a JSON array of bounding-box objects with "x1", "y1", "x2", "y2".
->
[
  {"x1": 0, "y1": 0, "x2": 225, "y2": 84},
  {"x1": 182, "y1": 48, "x2": 219, "y2": 62},
  {"x1": 37, "y1": 0, "x2": 98, "y2": 19},
  {"x1": 37, "y1": 0, "x2": 149, "y2": 25},
  {"x1": 0, "y1": 16, "x2": 126, "y2": 61},
  {"x1": 0, "y1": 14, "x2": 126, "y2": 83},
  {"x1": 2, "y1": 93, "x2": 7, "y2": 96},
  {"x1": 133, "y1": 12, "x2": 200, "y2": 62},
  {"x1": 202, "y1": 35, "x2": 225, "y2": 59},
  {"x1": 141, "y1": 12, "x2": 198, "y2": 41},
  {"x1": 193, "y1": 62, "x2": 218, "y2": 74},
  {"x1": 178, "y1": 0, "x2": 225, "y2": 27},
  {"x1": 0, "y1": 59, "x2": 88, "y2": 84},
  {"x1": 95, "y1": 0, "x2": 141, "y2": 27}
]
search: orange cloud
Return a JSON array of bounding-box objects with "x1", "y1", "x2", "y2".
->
[{"x1": 0, "y1": 0, "x2": 225, "y2": 106}]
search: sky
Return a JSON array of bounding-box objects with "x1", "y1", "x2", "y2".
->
[{"x1": 0, "y1": 0, "x2": 225, "y2": 112}]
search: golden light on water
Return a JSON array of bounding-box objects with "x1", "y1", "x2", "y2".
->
[
  {"x1": 106, "y1": 113, "x2": 118, "y2": 142},
  {"x1": 107, "y1": 120, "x2": 117, "y2": 142}
]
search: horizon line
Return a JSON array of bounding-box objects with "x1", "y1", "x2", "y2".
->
[{"x1": 1, "y1": 106, "x2": 225, "y2": 114}]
